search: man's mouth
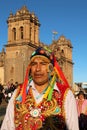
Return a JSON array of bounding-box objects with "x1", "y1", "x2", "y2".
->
[{"x1": 34, "y1": 74, "x2": 43, "y2": 77}]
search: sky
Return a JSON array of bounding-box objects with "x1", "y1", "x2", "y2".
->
[{"x1": 0, "y1": 0, "x2": 87, "y2": 84}]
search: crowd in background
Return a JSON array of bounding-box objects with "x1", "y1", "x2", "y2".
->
[{"x1": 0, "y1": 82, "x2": 18, "y2": 104}]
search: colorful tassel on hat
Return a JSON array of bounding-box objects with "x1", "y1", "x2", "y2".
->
[
  {"x1": 43, "y1": 73, "x2": 56, "y2": 100},
  {"x1": 22, "y1": 65, "x2": 31, "y2": 103},
  {"x1": 53, "y1": 55, "x2": 69, "y2": 87}
]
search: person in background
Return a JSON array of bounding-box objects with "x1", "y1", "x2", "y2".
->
[
  {"x1": 1, "y1": 47, "x2": 79, "y2": 130},
  {"x1": 76, "y1": 91, "x2": 87, "y2": 130},
  {"x1": 0, "y1": 89, "x2": 4, "y2": 105}
]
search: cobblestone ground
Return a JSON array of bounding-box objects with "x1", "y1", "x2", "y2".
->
[{"x1": 0, "y1": 99, "x2": 7, "y2": 128}]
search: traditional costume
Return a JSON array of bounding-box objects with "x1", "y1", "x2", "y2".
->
[{"x1": 1, "y1": 47, "x2": 79, "y2": 130}]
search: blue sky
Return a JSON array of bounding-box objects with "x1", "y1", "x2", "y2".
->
[{"x1": 0, "y1": 0, "x2": 87, "y2": 83}]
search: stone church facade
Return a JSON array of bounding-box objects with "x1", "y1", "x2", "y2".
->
[{"x1": 0, "y1": 6, "x2": 73, "y2": 87}]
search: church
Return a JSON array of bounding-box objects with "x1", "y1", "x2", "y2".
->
[{"x1": 0, "y1": 6, "x2": 73, "y2": 87}]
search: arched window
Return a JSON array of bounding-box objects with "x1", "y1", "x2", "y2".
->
[
  {"x1": 12, "y1": 28, "x2": 16, "y2": 40},
  {"x1": 61, "y1": 49, "x2": 64, "y2": 53},
  {"x1": 20, "y1": 26, "x2": 24, "y2": 39}
]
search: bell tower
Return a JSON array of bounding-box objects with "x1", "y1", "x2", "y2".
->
[
  {"x1": 4, "y1": 6, "x2": 40, "y2": 84},
  {"x1": 7, "y1": 6, "x2": 40, "y2": 45}
]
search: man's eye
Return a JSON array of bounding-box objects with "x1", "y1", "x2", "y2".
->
[
  {"x1": 30, "y1": 62, "x2": 48, "y2": 66},
  {"x1": 41, "y1": 62, "x2": 48, "y2": 65},
  {"x1": 31, "y1": 62, "x2": 36, "y2": 66}
]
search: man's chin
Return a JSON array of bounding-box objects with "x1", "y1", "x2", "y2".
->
[
  {"x1": 33, "y1": 80, "x2": 48, "y2": 86},
  {"x1": 34, "y1": 81, "x2": 44, "y2": 86}
]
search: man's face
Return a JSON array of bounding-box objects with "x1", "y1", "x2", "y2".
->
[{"x1": 30, "y1": 57, "x2": 49, "y2": 86}]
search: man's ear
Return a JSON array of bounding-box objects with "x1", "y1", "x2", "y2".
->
[
  {"x1": 47, "y1": 63, "x2": 54, "y2": 76},
  {"x1": 48, "y1": 63, "x2": 54, "y2": 72}
]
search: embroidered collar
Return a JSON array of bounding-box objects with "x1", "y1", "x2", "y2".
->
[
  {"x1": 27, "y1": 80, "x2": 60, "y2": 94},
  {"x1": 26, "y1": 80, "x2": 60, "y2": 104}
]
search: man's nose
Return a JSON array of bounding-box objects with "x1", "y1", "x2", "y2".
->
[{"x1": 36, "y1": 63, "x2": 41, "y2": 71}]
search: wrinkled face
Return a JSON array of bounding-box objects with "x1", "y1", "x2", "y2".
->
[{"x1": 30, "y1": 57, "x2": 50, "y2": 86}]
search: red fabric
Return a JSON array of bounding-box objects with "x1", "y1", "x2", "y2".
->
[
  {"x1": 56, "y1": 82, "x2": 69, "y2": 102},
  {"x1": 22, "y1": 66, "x2": 30, "y2": 103},
  {"x1": 54, "y1": 56, "x2": 69, "y2": 87}
]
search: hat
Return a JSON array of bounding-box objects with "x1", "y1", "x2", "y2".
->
[{"x1": 30, "y1": 47, "x2": 54, "y2": 65}]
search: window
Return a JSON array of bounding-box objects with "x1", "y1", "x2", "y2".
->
[
  {"x1": 20, "y1": 26, "x2": 24, "y2": 39},
  {"x1": 13, "y1": 28, "x2": 16, "y2": 40}
]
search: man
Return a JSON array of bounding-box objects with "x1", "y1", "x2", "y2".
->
[{"x1": 1, "y1": 47, "x2": 79, "y2": 130}]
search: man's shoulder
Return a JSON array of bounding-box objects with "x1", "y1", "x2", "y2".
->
[{"x1": 11, "y1": 84, "x2": 23, "y2": 100}]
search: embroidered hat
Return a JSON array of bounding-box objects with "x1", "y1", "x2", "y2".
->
[{"x1": 30, "y1": 47, "x2": 54, "y2": 65}]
